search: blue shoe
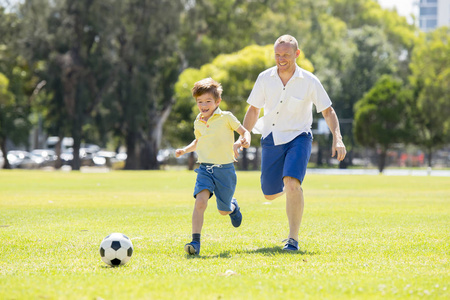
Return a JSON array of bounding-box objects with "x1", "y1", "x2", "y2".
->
[
  {"x1": 229, "y1": 198, "x2": 242, "y2": 228},
  {"x1": 184, "y1": 241, "x2": 200, "y2": 255},
  {"x1": 282, "y1": 238, "x2": 299, "y2": 251}
]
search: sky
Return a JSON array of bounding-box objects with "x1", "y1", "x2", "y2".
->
[
  {"x1": 1, "y1": 0, "x2": 419, "y2": 24},
  {"x1": 377, "y1": 0, "x2": 418, "y2": 23}
]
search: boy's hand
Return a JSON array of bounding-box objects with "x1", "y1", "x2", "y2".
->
[
  {"x1": 175, "y1": 149, "x2": 185, "y2": 158},
  {"x1": 233, "y1": 142, "x2": 242, "y2": 159}
]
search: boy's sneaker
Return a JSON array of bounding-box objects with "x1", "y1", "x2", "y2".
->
[
  {"x1": 229, "y1": 198, "x2": 242, "y2": 227},
  {"x1": 184, "y1": 241, "x2": 200, "y2": 255},
  {"x1": 282, "y1": 238, "x2": 299, "y2": 251}
]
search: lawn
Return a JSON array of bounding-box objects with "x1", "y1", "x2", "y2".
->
[{"x1": 0, "y1": 170, "x2": 449, "y2": 299}]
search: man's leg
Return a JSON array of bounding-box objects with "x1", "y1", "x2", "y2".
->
[
  {"x1": 264, "y1": 191, "x2": 285, "y2": 201},
  {"x1": 283, "y1": 176, "x2": 303, "y2": 241}
]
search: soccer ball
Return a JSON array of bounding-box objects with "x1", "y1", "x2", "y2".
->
[{"x1": 99, "y1": 233, "x2": 133, "y2": 266}]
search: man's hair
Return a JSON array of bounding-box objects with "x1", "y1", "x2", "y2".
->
[
  {"x1": 274, "y1": 35, "x2": 299, "y2": 51},
  {"x1": 192, "y1": 78, "x2": 223, "y2": 100}
]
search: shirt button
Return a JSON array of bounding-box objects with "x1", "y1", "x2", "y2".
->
[
  {"x1": 277, "y1": 112, "x2": 279, "y2": 114},
  {"x1": 272, "y1": 124, "x2": 275, "y2": 126},
  {"x1": 283, "y1": 88, "x2": 285, "y2": 90}
]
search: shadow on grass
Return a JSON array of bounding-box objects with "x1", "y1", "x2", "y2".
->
[
  {"x1": 244, "y1": 246, "x2": 319, "y2": 256},
  {"x1": 185, "y1": 251, "x2": 233, "y2": 260},
  {"x1": 185, "y1": 247, "x2": 318, "y2": 259}
]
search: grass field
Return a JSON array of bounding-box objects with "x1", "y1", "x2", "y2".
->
[{"x1": 0, "y1": 170, "x2": 449, "y2": 299}]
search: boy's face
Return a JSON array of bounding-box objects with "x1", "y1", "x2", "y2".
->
[{"x1": 196, "y1": 92, "x2": 220, "y2": 120}]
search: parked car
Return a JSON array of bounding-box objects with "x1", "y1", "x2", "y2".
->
[
  {"x1": 31, "y1": 149, "x2": 57, "y2": 168},
  {"x1": 7, "y1": 150, "x2": 43, "y2": 169}
]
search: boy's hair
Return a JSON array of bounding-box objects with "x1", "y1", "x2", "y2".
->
[
  {"x1": 274, "y1": 35, "x2": 299, "y2": 52},
  {"x1": 192, "y1": 78, "x2": 223, "y2": 100}
]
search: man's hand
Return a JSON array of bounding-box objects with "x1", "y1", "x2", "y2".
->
[
  {"x1": 331, "y1": 138, "x2": 346, "y2": 161},
  {"x1": 239, "y1": 136, "x2": 250, "y2": 149}
]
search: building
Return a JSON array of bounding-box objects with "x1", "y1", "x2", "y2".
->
[{"x1": 419, "y1": 0, "x2": 450, "y2": 31}]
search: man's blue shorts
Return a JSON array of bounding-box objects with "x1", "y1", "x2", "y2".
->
[
  {"x1": 260, "y1": 132, "x2": 312, "y2": 196},
  {"x1": 193, "y1": 163, "x2": 236, "y2": 212}
]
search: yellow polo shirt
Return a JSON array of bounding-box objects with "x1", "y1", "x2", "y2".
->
[{"x1": 194, "y1": 107, "x2": 241, "y2": 164}]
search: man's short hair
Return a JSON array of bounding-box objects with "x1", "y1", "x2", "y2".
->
[
  {"x1": 274, "y1": 35, "x2": 299, "y2": 51},
  {"x1": 192, "y1": 78, "x2": 223, "y2": 100}
]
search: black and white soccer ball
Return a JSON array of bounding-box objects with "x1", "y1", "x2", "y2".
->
[{"x1": 99, "y1": 233, "x2": 133, "y2": 266}]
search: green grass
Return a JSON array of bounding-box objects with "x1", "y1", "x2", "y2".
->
[{"x1": 0, "y1": 170, "x2": 449, "y2": 299}]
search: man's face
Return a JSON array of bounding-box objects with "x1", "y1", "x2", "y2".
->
[
  {"x1": 274, "y1": 43, "x2": 300, "y2": 74},
  {"x1": 196, "y1": 92, "x2": 220, "y2": 120}
]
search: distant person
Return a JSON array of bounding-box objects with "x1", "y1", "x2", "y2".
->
[
  {"x1": 243, "y1": 34, "x2": 346, "y2": 251},
  {"x1": 176, "y1": 77, "x2": 251, "y2": 255}
]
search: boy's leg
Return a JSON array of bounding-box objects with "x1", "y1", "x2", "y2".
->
[
  {"x1": 185, "y1": 189, "x2": 210, "y2": 255},
  {"x1": 211, "y1": 164, "x2": 241, "y2": 227},
  {"x1": 192, "y1": 189, "x2": 210, "y2": 233}
]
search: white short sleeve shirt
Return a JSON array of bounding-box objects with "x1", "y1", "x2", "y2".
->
[{"x1": 247, "y1": 65, "x2": 332, "y2": 146}]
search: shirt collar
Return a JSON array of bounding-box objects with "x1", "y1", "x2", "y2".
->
[
  {"x1": 197, "y1": 106, "x2": 222, "y2": 123},
  {"x1": 270, "y1": 64, "x2": 304, "y2": 79}
]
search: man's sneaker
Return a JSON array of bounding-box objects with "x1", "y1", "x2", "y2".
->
[
  {"x1": 229, "y1": 198, "x2": 242, "y2": 227},
  {"x1": 282, "y1": 238, "x2": 299, "y2": 251},
  {"x1": 184, "y1": 241, "x2": 200, "y2": 255}
]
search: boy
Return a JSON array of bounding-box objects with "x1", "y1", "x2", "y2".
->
[{"x1": 175, "y1": 77, "x2": 251, "y2": 255}]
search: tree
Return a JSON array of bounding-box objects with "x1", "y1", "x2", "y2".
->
[
  {"x1": 353, "y1": 75, "x2": 413, "y2": 173},
  {"x1": 99, "y1": 0, "x2": 183, "y2": 170},
  {"x1": 0, "y1": 6, "x2": 39, "y2": 169},
  {"x1": 409, "y1": 27, "x2": 450, "y2": 167},
  {"x1": 19, "y1": 0, "x2": 120, "y2": 170}
]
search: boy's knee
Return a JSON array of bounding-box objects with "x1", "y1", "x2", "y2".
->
[
  {"x1": 194, "y1": 199, "x2": 208, "y2": 211},
  {"x1": 218, "y1": 210, "x2": 230, "y2": 215}
]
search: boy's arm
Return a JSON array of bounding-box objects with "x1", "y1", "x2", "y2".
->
[
  {"x1": 233, "y1": 125, "x2": 251, "y2": 159},
  {"x1": 175, "y1": 139, "x2": 198, "y2": 158}
]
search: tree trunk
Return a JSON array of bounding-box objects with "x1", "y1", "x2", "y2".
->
[
  {"x1": 241, "y1": 147, "x2": 248, "y2": 170},
  {"x1": 427, "y1": 148, "x2": 433, "y2": 168},
  {"x1": 124, "y1": 131, "x2": 139, "y2": 170},
  {"x1": 252, "y1": 146, "x2": 260, "y2": 170},
  {"x1": 71, "y1": 125, "x2": 82, "y2": 170},
  {"x1": 140, "y1": 103, "x2": 173, "y2": 170},
  {"x1": 317, "y1": 143, "x2": 323, "y2": 166},
  {"x1": 0, "y1": 138, "x2": 11, "y2": 169},
  {"x1": 378, "y1": 149, "x2": 387, "y2": 173},
  {"x1": 188, "y1": 152, "x2": 196, "y2": 170},
  {"x1": 140, "y1": 138, "x2": 158, "y2": 170},
  {"x1": 54, "y1": 134, "x2": 63, "y2": 169}
]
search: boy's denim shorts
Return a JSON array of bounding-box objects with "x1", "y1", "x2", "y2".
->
[
  {"x1": 193, "y1": 163, "x2": 236, "y2": 212},
  {"x1": 260, "y1": 132, "x2": 312, "y2": 196}
]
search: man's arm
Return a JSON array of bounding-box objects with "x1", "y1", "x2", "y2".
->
[
  {"x1": 175, "y1": 139, "x2": 198, "y2": 158},
  {"x1": 243, "y1": 105, "x2": 261, "y2": 132},
  {"x1": 321, "y1": 106, "x2": 346, "y2": 161}
]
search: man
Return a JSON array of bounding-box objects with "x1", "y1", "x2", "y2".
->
[{"x1": 243, "y1": 35, "x2": 346, "y2": 251}]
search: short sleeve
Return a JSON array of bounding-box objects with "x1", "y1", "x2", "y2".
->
[
  {"x1": 194, "y1": 128, "x2": 201, "y2": 139},
  {"x1": 311, "y1": 75, "x2": 332, "y2": 113},
  {"x1": 226, "y1": 112, "x2": 241, "y2": 131},
  {"x1": 247, "y1": 73, "x2": 265, "y2": 109}
]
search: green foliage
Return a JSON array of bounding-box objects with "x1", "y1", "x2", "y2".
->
[
  {"x1": 1, "y1": 170, "x2": 449, "y2": 298},
  {"x1": 409, "y1": 27, "x2": 450, "y2": 162},
  {"x1": 354, "y1": 75, "x2": 413, "y2": 171}
]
